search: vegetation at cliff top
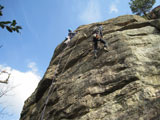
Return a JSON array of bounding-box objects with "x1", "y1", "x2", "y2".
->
[{"x1": 129, "y1": 0, "x2": 156, "y2": 16}]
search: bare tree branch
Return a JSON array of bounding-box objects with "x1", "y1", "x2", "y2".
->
[
  {"x1": 0, "y1": 71, "x2": 11, "y2": 84},
  {"x1": 0, "y1": 73, "x2": 14, "y2": 118}
]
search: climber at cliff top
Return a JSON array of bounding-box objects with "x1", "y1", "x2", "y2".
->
[
  {"x1": 93, "y1": 26, "x2": 108, "y2": 58},
  {"x1": 64, "y1": 29, "x2": 77, "y2": 44}
]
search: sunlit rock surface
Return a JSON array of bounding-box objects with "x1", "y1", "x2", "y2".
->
[{"x1": 20, "y1": 15, "x2": 160, "y2": 120}]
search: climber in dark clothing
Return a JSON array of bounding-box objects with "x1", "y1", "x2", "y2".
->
[
  {"x1": 64, "y1": 29, "x2": 77, "y2": 44},
  {"x1": 92, "y1": 26, "x2": 108, "y2": 58},
  {"x1": 68, "y1": 29, "x2": 77, "y2": 39}
]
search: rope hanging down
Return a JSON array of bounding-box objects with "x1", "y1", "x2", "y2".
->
[
  {"x1": 38, "y1": 50, "x2": 64, "y2": 120},
  {"x1": 39, "y1": 36, "x2": 80, "y2": 120}
]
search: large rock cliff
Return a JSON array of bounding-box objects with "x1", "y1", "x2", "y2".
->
[{"x1": 20, "y1": 15, "x2": 160, "y2": 120}]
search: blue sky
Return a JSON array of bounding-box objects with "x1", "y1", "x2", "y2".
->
[{"x1": 0, "y1": 0, "x2": 159, "y2": 120}]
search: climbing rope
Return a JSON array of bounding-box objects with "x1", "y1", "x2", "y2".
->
[
  {"x1": 39, "y1": 34, "x2": 81, "y2": 120},
  {"x1": 38, "y1": 45, "x2": 67, "y2": 120}
]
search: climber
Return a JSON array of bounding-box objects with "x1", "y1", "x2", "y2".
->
[
  {"x1": 64, "y1": 29, "x2": 77, "y2": 44},
  {"x1": 92, "y1": 26, "x2": 108, "y2": 58}
]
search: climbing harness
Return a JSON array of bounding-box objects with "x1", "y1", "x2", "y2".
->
[{"x1": 39, "y1": 34, "x2": 80, "y2": 120}]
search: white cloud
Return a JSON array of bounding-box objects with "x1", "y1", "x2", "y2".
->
[
  {"x1": 109, "y1": 0, "x2": 120, "y2": 14},
  {"x1": 109, "y1": 4, "x2": 118, "y2": 14},
  {"x1": 0, "y1": 63, "x2": 41, "y2": 118},
  {"x1": 79, "y1": 0, "x2": 102, "y2": 24},
  {"x1": 27, "y1": 62, "x2": 38, "y2": 73}
]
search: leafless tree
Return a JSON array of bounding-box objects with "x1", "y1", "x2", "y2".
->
[
  {"x1": 0, "y1": 70, "x2": 10, "y2": 84},
  {"x1": 0, "y1": 70, "x2": 13, "y2": 118}
]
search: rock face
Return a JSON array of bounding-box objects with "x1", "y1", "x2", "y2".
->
[{"x1": 20, "y1": 15, "x2": 160, "y2": 120}]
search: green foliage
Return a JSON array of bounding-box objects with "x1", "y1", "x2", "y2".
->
[
  {"x1": 129, "y1": 0, "x2": 156, "y2": 16},
  {"x1": 0, "y1": 5, "x2": 22, "y2": 33},
  {"x1": 0, "y1": 5, "x2": 4, "y2": 16}
]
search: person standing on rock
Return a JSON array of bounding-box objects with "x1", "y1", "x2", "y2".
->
[
  {"x1": 64, "y1": 29, "x2": 77, "y2": 44},
  {"x1": 92, "y1": 26, "x2": 108, "y2": 58}
]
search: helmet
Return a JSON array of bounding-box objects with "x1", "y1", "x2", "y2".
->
[{"x1": 68, "y1": 29, "x2": 72, "y2": 32}]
